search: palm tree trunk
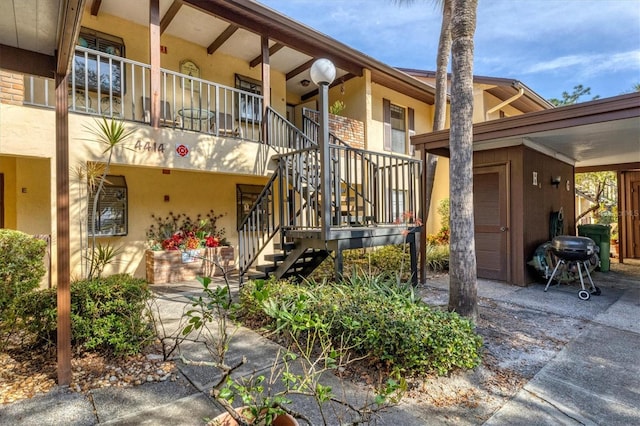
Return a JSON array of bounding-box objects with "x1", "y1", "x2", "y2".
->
[
  {"x1": 447, "y1": 0, "x2": 478, "y2": 320},
  {"x1": 420, "y1": 0, "x2": 451, "y2": 284},
  {"x1": 425, "y1": 0, "x2": 452, "y2": 212}
]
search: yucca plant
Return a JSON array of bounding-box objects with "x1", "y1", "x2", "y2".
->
[{"x1": 82, "y1": 117, "x2": 134, "y2": 278}]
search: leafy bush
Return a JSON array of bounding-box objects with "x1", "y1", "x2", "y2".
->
[
  {"x1": 426, "y1": 243, "x2": 450, "y2": 272},
  {"x1": 310, "y1": 243, "x2": 449, "y2": 281},
  {"x1": 239, "y1": 276, "x2": 482, "y2": 376},
  {"x1": 11, "y1": 274, "x2": 153, "y2": 356},
  {"x1": 0, "y1": 229, "x2": 47, "y2": 312}
]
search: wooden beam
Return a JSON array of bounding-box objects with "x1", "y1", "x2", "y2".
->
[
  {"x1": 301, "y1": 73, "x2": 356, "y2": 102},
  {"x1": 286, "y1": 59, "x2": 314, "y2": 81},
  {"x1": 55, "y1": 73, "x2": 72, "y2": 386},
  {"x1": 207, "y1": 24, "x2": 239, "y2": 55},
  {"x1": 90, "y1": 0, "x2": 102, "y2": 16},
  {"x1": 56, "y1": 0, "x2": 85, "y2": 76},
  {"x1": 250, "y1": 42, "x2": 284, "y2": 68},
  {"x1": 0, "y1": 44, "x2": 55, "y2": 78},
  {"x1": 160, "y1": 0, "x2": 183, "y2": 35},
  {"x1": 576, "y1": 162, "x2": 640, "y2": 173},
  {"x1": 150, "y1": 0, "x2": 161, "y2": 128},
  {"x1": 185, "y1": 1, "x2": 363, "y2": 77}
]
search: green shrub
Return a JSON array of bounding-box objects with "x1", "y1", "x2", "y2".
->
[
  {"x1": 310, "y1": 244, "x2": 449, "y2": 281},
  {"x1": 0, "y1": 229, "x2": 47, "y2": 312},
  {"x1": 239, "y1": 276, "x2": 482, "y2": 376},
  {"x1": 11, "y1": 274, "x2": 153, "y2": 356},
  {"x1": 426, "y1": 243, "x2": 450, "y2": 272}
]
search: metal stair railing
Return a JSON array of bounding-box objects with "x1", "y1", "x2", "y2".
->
[
  {"x1": 303, "y1": 111, "x2": 377, "y2": 224},
  {"x1": 238, "y1": 107, "x2": 422, "y2": 279},
  {"x1": 238, "y1": 108, "x2": 318, "y2": 277},
  {"x1": 266, "y1": 107, "x2": 316, "y2": 152},
  {"x1": 237, "y1": 170, "x2": 280, "y2": 276}
]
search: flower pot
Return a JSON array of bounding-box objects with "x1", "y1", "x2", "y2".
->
[
  {"x1": 145, "y1": 247, "x2": 235, "y2": 284},
  {"x1": 208, "y1": 407, "x2": 298, "y2": 426},
  {"x1": 182, "y1": 249, "x2": 200, "y2": 263},
  {"x1": 202, "y1": 246, "x2": 235, "y2": 277}
]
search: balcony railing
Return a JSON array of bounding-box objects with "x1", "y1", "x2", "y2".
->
[{"x1": 22, "y1": 46, "x2": 263, "y2": 142}]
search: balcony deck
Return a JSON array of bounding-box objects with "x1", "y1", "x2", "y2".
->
[{"x1": 22, "y1": 46, "x2": 264, "y2": 142}]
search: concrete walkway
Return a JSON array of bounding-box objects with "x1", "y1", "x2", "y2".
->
[{"x1": 1, "y1": 262, "x2": 638, "y2": 425}]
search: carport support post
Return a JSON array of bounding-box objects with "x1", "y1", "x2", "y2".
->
[{"x1": 55, "y1": 73, "x2": 72, "y2": 386}]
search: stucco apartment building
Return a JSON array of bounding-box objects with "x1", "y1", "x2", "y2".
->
[{"x1": 0, "y1": 0, "x2": 553, "y2": 286}]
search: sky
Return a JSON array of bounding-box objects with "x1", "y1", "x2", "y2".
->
[{"x1": 258, "y1": 0, "x2": 640, "y2": 102}]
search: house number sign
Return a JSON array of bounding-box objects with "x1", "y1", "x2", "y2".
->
[
  {"x1": 134, "y1": 140, "x2": 166, "y2": 153},
  {"x1": 133, "y1": 141, "x2": 191, "y2": 158}
]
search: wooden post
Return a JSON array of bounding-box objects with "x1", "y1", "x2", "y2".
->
[
  {"x1": 55, "y1": 73, "x2": 72, "y2": 386},
  {"x1": 149, "y1": 0, "x2": 161, "y2": 129},
  {"x1": 261, "y1": 36, "x2": 270, "y2": 144}
]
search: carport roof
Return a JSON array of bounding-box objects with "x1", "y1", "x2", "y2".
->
[{"x1": 412, "y1": 92, "x2": 640, "y2": 171}]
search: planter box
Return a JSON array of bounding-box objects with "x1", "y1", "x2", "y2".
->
[{"x1": 145, "y1": 246, "x2": 235, "y2": 284}]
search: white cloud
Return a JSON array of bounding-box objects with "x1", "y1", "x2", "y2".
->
[{"x1": 525, "y1": 50, "x2": 640, "y2": 75}]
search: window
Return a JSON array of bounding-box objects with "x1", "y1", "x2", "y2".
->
[
  {"x1": 88, "y1": 175, "x2": 128, "y2": 236},
  {"x1": 74, "y1": 28, "x2": 125, "y2": 96},
  {"x1": 235, "y1": 74, "x2": 262, "y2": 123},
  {"x1": 383, "y1": 99, "x2": 413, "y2": 154},
  {"x1": 390, "y1": 104, "x2": 406, "y2": 154}
]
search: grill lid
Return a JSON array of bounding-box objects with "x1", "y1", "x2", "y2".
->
[{"x1": 551, "y1": 236, "x2": 596, "y2": 261}]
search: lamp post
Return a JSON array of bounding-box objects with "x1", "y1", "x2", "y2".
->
[{"x1": 310, "y1": 58, "x2": 336, "y2": 239}]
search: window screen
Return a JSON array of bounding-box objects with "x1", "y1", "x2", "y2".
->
[
  {"x1": 390, "y1": 104, "x2": 406, "y2": 154},
  {"x1": 88, "y1": 175, "x2": 128, "y2": 236}
]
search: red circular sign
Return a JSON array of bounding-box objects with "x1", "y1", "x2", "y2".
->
[{"x1": 176, "y1": 144, "x2": 189, "y2": 157}]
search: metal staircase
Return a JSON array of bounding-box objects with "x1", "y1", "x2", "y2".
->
[{"x1": 237, "y1": 107, "x2": 423, "y2": 284}]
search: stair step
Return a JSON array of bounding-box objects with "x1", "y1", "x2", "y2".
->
[
  {"x1": 264, "y1": 253, "x2": 286, "y2": 262},
  {"x1": 256, "y1": 264, "x2": 277, "y2": 274},
  {"x1": 273, "y1": 242, "x2": 295, "y2": 251}
]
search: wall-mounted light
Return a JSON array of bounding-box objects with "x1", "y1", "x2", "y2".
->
[
  {"x1": 551, "y1": 176, "x2": 562, "y2": 187},
  {"x1": 300, "y1": 79, "x2": 310, "y2": 87}
]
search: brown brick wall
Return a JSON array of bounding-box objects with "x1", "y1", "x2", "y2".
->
[
  {"x1": 329, "y1": 114, "x2": 365, "y2": 149},
  {"x1": 0, "y1": 70, "x2": 24, "y2": 105}
]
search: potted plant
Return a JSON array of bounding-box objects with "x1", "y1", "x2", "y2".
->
[{"x1": 145, "y1": 211, "x2": 233, "y2": 283}]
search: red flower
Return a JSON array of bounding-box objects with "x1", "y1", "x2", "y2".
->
[{"x1": 205, "y1": 236, "x2": 220, "y2": 248}]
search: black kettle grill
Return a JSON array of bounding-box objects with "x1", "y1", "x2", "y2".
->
[
  {"x1": 550, "y1": 236, "x2": 596, "y2": 261},
  {"x1": 545, "y1": 236, "x2": 601, "y2": 300}
]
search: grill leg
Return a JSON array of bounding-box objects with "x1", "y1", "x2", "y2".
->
[
  {"x1": 576, "y1": 261, "x2": 587, "y2": 291},
  {"x1": 545, "y1": 259, "x2": 564, "y2": 291},
  {"x1": 582, "y1": 260, "x2": 596, "y2": 291}
]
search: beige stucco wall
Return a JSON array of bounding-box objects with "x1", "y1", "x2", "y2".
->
[
  {"x1": 425, "y1": 156, "x2": 450, "y2": 235},
  {"x1": 0, "y1": 156, "x2": 17, "y2": 228},
  {"x1": 15, "y1": 157, "x2": 51, "y2": 234},
  {"x1": 69, "y1": 164, "x2": 269, "y2": 279},
  {"x1": 1, "y1": 102, "x2": 280, "y2": 280},
  {"x1": 369, "y1": 83, "x2": 434, "y2": 153}
]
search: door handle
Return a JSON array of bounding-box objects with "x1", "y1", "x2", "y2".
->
[{"x1": 500, "y1": 226, "x2": 508, "y2": 232}]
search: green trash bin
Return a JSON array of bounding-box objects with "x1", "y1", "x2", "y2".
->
[{"x1": 577, "y1": 224, "x2": 611, "y2": 272}]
